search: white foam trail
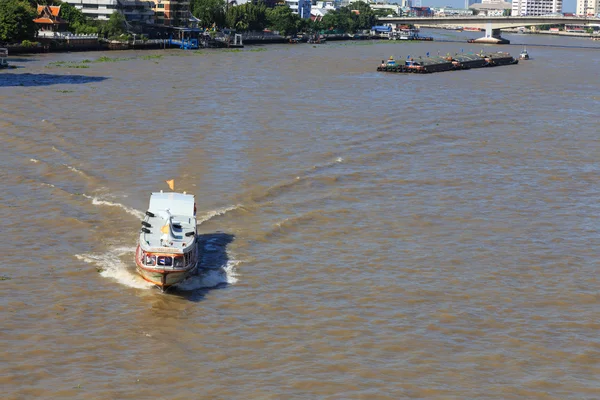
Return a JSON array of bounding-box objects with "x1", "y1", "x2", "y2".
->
[
  {"x1": 75, "y1": 246, "x2": 153, "y2": 290},
  {"x1": 30, "y1": 158, "x2": 39, "y2": 163},
  {"x1": 82, "y1": 194, "x2": 145, "y2": 219},
  {"x1": 197, "y1": 205, "x2": 241, "y2": 225},
  {"x1": 310, "y1": 156, "x2": 344, "y2": 172},
  {"x1": 63, "y1": 163, "x2": 86, "y2": 176},
  {"x1": 75, "y1": 246, "x2": 239, "y2": 291},
  {"x1": 176, "y1": 259, "x2": 239, "y2": 291}
]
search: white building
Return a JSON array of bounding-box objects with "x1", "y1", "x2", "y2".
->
[
  {"x1": 311, "y1": 1, "x2": 337, "y2": 20},
  {"x1": 576, "y1": 0, "x2": 600, "y2": 15},
  {"x1": 433, "y1": 6, "x2": 474, "y2": 15},
  {"x1": 370, "y1": 4, "x2": 403, "y2": 15},
  {"x1": 285, "y1": 0, "x2": 311, "y2": 18},
  {"x1": 368, "y1": 0, "x2": 412, "y2": 8},
  {"x1": 62, "y1": 0, "x2": 154, "y2": 23},
  {"x1": 511, "y1": 0, "x2": 563, "y2": 16},
  {"x1": 471, "y1": 1, "x2": 512, "y2": 16}
]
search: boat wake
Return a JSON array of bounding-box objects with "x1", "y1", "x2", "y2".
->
[
  {"x1": 250, "y1": 156, "x2": 344, "y2": 203},
  {"x1": 75, "y1": 229, "x2": 239, "y2": 292},
  {"x1": 196, "y1": 205, "x2": 243, "y2": 225},
  {"x1": 177, "y1": 232, "x2": 239, "y2": 291},
  {"x1": 82, "y1": 194, "x2": 145, "y2": 219},
  {"x1": 75, "y1": 246, "x2": 153, "y2": 289},
  {"x1": 176, "y1": 259, "x2": 239, "y2": 291}
]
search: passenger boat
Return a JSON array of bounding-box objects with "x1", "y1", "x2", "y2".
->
[
  {"x1": 519, "y1": 47, "x2": 529, "y2": 60},
  {"x1": 0, "y1": 48, "x2": 9, "y2": 69},
  {"x1": 135, "y1": 189, "x2": 198, "y2": 291}
]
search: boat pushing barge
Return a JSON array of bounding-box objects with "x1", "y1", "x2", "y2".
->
[{"x1": 377, "y1": 52, "x2": 518, "y2": 74}]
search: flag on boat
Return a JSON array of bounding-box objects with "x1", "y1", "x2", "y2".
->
[{"x1": 166, "y1": 179, "x2": 174, "y2": 190}]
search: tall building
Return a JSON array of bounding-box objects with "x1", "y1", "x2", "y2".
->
[
  {"x1": 152, "y1": 0, "x2": 190, "y2": 26},
  {"x1": 511, "y1": 0, "x2": 563, "y2": 16},
  {"x1": 284, "y1": 0, "x2": 311, "y2": 18},
  {"x1": 465, "y1": 0, "x2": 477, "y2": 7},
  {"x1": 576, "y1": 0, "x2": 600, "y2": 15}
]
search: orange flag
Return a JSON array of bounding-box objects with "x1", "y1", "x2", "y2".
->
[{"x1": 165, "y1": 179, "x2": 174, "y2": 191}]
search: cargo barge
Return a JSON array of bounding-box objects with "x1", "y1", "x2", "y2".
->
[{"x1": 376, "y1": 52, "x2": 518, "y2": 74}]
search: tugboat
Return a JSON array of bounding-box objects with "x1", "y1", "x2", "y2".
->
[
  {"x1": 519, "y1": 47, "x2": 529, "y2": 60},
  {"x1": 0, "y1": 48, "x2": 9, "y2": 69},
  {"x1": 135, "y1": 182, "x2": 198, "y2": 291}
]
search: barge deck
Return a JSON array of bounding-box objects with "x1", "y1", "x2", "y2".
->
[{"x1": 377, "y1": 52, "x2": 518, "y2": 74}]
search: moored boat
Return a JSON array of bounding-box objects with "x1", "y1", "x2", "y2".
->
[
  {"x1": 0, "y1": 48, "x2": 9, "y2": 69},
  {"x1": 135, "y1": 188, "x2": 198, "y2": 291}
]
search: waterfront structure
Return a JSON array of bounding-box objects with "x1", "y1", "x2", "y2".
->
[
  {"x1": 370, "y1": 3, "x2": 404, "y2": 16},
  {"x1": 471, "y1": 2, "x2": 512, "y2": 16},
  {"x1": 511, "y1": 0, "x2": 563, "y2": 16},
  {"x1": 368, "y1": 0, "x2": 412, "y2": 8},
  {"x1": 408, "y1": 6, "x2": 434, "y2": 16},
  {"x1": 34, "y1": 5, "x2": 68, "y2": 37},
  {"x1": 576, "y1": 0, "x2": 600, "y2": 15},
  {"x1": 62, "y1": 0, "x2": 154, "y2": 23},
  {"x1": 284, "y1": 0, "x2": 311, "y2": 18},
  {"x1": 433, "y1": 7, "x2": 474, "y2": 16},
  {"x1": 311, "y1": 1, "x2": 337, "y2": 20},
  {"x1": 151, "y1": 0, "x2": 190, "y2": 25}
]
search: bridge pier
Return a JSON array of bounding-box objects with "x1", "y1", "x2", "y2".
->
[{"x1": 473, "y1": 23, "x2": 510, "y2": 44}]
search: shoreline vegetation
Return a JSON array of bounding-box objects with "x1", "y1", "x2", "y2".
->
[
  {"x1": 2, "y1": 0, "x2": 599, "y2": 57},
  {"x1": 0, "y1": 0, "x2": 390, "y2": 55}
]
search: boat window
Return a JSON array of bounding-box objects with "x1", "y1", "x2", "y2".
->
[
  {"x1": 157, "y1": 256, "x2": 172, "y2": 267},
  {"x1": 145, "y1": 255, "x2": 156, "y2": 266},
  {"x1": 174, "y1": 256, "x2": 184, "y2": 268}
]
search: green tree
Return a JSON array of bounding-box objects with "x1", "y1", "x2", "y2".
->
[
  {"x1": 58, "y1": 2, "x2": 85, "y2": 26},
  {"x1": 105, "y1": 11, "x2": 126, "y2": 37},
  {"x1": 56, "y1": 2, "x2": 98, "y2": 34},
  {"x1": 190, "y1": 0, "x2": 226, "y2": 29},
  {"x1": 266, "y1": 5, "x2": 300, "y2": 36},
  {"x1": 225, "y1": 2, "x2": 267, "y2": 32},
  {"x1": 0, "y1": 0, "x2": 36, "y2": 43}
]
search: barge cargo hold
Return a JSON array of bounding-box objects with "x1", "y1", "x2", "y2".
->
[
  {"x1": 450, "y1": 53, "x2": 489, "y2": 69},
  {"x1": 482, "y1": 52, "x2": 519, "y2": 66},
  {"x1": 377, "y1": 52, "x2": 518, "y2": 74}
]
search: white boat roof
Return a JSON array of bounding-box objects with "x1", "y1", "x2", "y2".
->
[
  {"x1": 139, "y1": 192, "x2": 197, "y2": 254},
  {"x1": 148, "y1": 191, "x2": 195, "y2": 217}
]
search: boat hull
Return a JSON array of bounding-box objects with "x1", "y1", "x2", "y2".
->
[
  {"x1": 135, "y1": 245, "x2": 197, "y2": 290},
  {"x1": 136, "y1": 265, "x2": 196, "y2": 289}
]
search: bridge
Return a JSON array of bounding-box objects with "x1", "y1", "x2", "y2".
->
[{"x1": 377, "y1": 16, "x2": 600, "y2": 44}]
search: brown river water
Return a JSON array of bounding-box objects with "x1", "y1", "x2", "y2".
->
[{"x1": 2, "y1": 30, "x2": 600, "y2": 399}]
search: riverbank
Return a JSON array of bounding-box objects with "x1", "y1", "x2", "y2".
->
[{"x1": 3, "y1": 33, "x2": 379, "y2": 55}]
